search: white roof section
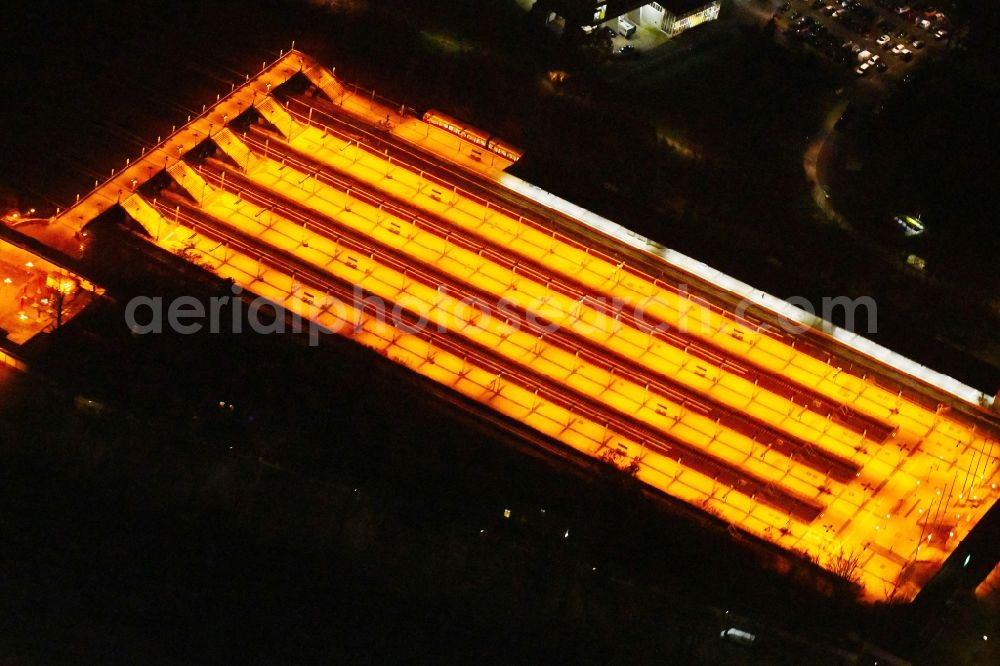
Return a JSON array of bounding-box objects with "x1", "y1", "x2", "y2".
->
[{"x1": 498, "y1": 173, "x2": 995, "y2": 409}]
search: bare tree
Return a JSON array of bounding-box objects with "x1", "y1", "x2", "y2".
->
[{"x1": 827, "y1": 546, "x2": 864, "y2": 585}]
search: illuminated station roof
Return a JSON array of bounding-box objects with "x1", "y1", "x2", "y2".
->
[{"x1": 51, "y1": 50, "x2": 1000, "y2": 599}]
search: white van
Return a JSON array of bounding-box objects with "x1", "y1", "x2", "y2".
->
[{"x1": 618, "y1": 18, "x2": 637, "y2": 38}]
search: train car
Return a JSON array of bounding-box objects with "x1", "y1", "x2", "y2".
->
[
  {"x1": 422, "y1": 110, "x2": 523, "y2": 163},
  {"x1": 485, "y1": 137, "x2": 523, "y2": 162},
  {"x1": 421, "y1": 109, "x2": 464, "y2": 135}
]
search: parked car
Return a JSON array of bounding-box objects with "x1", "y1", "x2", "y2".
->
[
  {"x1": 911, "y1": 39, "x2": 925, "y2": 48},
  {"x1": 855, "y1": 61, "x2": 871, "y2": 75},
  {"x1": 877, "y1": 34, "x2": 891, "y2": 45},
  {"x1": 615, "y1": 44, "x2": 638, "y2": 59}
]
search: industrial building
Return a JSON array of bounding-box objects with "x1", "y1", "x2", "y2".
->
[{"x1": 526, "y1": 0, "x2": 722, "y2": 38}]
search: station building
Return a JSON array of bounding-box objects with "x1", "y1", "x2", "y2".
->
[{"x1": 0, "y1": 228, "x2": 100, "y2": 368}]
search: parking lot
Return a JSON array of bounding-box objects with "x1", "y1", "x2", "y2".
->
[
  {"x1": 582, "y1": 20, "x2": 673, "y2": 61},
  {"x1": 772, "y1": 0, "x2": 951, "y2": 81}
]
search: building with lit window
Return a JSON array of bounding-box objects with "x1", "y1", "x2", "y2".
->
[
  {"x1": 527, "y1": 0, "x2": 721, "y2": 37},
  {"x1": 634, "y1": 1, "x2": 721, "y2": 36}
]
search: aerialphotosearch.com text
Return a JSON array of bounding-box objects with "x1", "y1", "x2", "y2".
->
[{"x1": 124, "y1": 282, "x2": 878, "y2": 346}]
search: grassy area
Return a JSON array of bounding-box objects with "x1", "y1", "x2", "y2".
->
[
  {"x1": 835, "y1": 61, "x2": 1000, "y2": 291},
  {"x1": 629, "y1": 32, "x2": 836, "y2": 161}
]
